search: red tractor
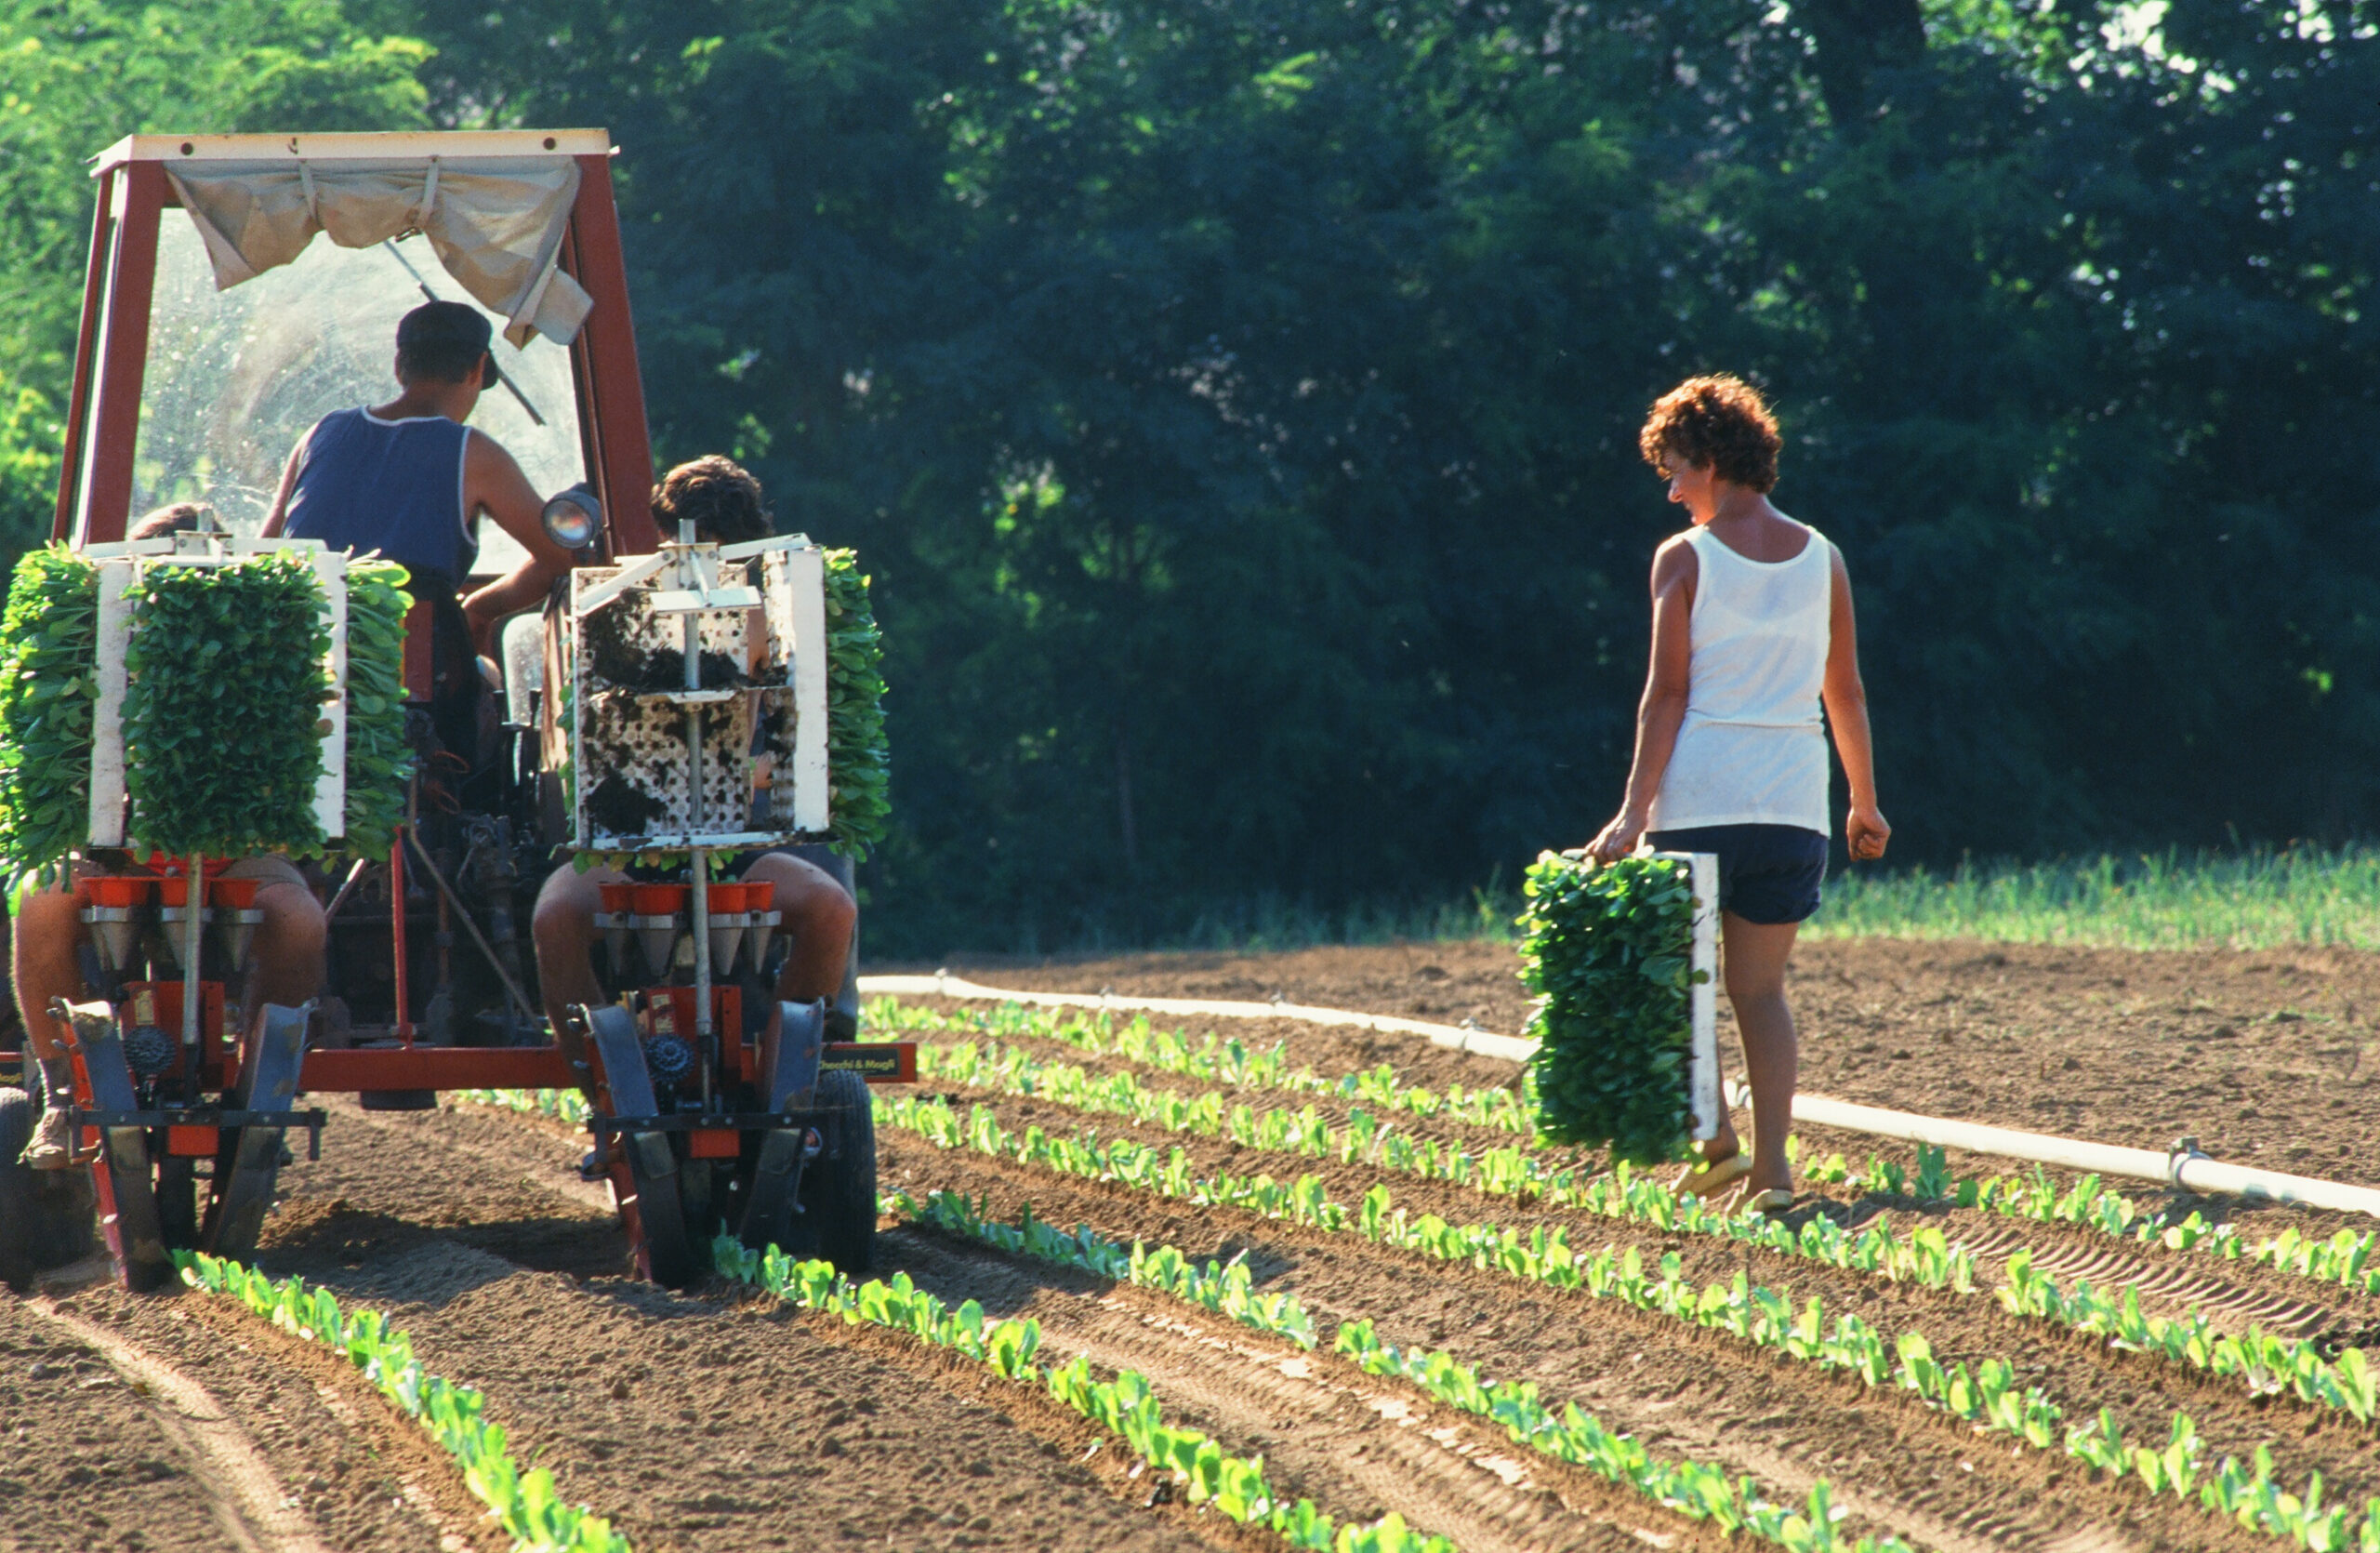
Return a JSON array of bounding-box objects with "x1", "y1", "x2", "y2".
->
[{"x1": 0, "y1": 129, "x2": 907, "y2": 1293}]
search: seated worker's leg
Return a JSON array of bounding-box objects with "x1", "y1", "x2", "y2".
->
[
  {"x1": 741, "y1": 853, "x2": 855, "y2": 1015},
  {"x1": 11, "y1": 872, "x2": 92, "y2": 1167},
  {"x1": 219, "y1": 857, "x2": 326, "y2": 1023},
  {"x1": 532, "y1": 863, "x2": 627, "y2": 1039}
]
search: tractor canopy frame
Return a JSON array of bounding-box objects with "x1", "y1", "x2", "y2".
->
[{"x1": 52, "y1": 130, "x2": 660, "y2": 558}]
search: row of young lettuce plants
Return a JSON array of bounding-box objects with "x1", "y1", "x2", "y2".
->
[
  {"x1": 706, "y1": 1233, "x2": 1451, "y2": 1553},
  {"x1": 174, "y1": 1251, "x2": 633, "y2": 1553},
  {"x1": 875, "y1": 1091, "x2": 2380, "y2": 1553},
  {"x1": 906, "y1": 1039, "x2": 2377, "y2": 1425},
  {"x1": 898, "y1": 1186, "x2": 1915, "y2": 1553},
  {"x1": 874, "y1": 996, "x2": 2380, "y2": 1302},
  {"x1": 866, "y1": 997, "x2": 1537, "y2": 1136}
]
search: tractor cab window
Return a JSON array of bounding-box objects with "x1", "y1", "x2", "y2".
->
[{"x1": 130, "y1": 219, "x2": 584, "y2": 577}]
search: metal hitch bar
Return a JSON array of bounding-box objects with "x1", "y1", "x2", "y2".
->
[
  {"x1": 68, "y1": 1108, "x2": 330, "y2": 1161},
  {"x1": 585, "y1": 1111, "x2": 826, "y2": 1135}
]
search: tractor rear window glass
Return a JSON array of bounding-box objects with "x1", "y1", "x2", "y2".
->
[{"x1": 131, "y1": 219, "x2": 584, "y2": 576}]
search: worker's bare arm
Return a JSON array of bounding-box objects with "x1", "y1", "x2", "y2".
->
[
  {"x1": 458, "y1": 431, "x2": 573, "y2": 655},
  {"x1": 257, "y1": 429, "x2": 312, "y2": 538}
]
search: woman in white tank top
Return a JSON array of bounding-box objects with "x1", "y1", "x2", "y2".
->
[{"x1": 1587, "y1": 376, "x2": 1890, "y2": 1213}]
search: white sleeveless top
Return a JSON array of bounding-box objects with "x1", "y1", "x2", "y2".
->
[{"x1": 1647, "y1": 523, "x2": 1833, "y2": 835}]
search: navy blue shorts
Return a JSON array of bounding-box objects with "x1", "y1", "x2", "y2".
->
[{"x1": 1646, "y1": 824, "x2": 1827, "y2": 925}]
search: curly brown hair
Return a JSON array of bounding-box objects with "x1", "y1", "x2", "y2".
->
[
  {"x1": 653, "y1": 456, "x2": 772, "y2": 545},
  {"x1": 1638, "y1": 375, "x2": 1782, "y2": 493}
]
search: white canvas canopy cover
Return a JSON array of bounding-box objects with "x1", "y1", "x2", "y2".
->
[{"x1": 165, "y1": 156, "x2": 593, "y2": 346}]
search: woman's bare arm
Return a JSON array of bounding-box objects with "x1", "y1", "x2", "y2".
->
[
  {"x1": 1587, "y1": 538, "x2": 1697, "y2": 861},
  {"x1": 1820, "y1": 545, "x2": 1890, "y2": 860}
]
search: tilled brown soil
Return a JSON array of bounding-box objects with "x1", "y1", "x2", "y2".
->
[
  {"x1": 927, "y1": 937, "x2": 2380, "y2": 1183},
  {"x1": 884, "y1": 1082, "x2": 2376, "y2": 1552}
]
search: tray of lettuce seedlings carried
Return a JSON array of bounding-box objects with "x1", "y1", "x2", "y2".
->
[
  {"x1": 0, "y1": 522, "x2": 409, "y2": 1290},
  {"x1": 1518, "y1": 848, "x2": 1720, "y2": 1167}
]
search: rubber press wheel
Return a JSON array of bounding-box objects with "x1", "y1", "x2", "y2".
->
[
  {"x1": 0, "y1": 1088, "x2": 93, "y2": 1289},
  {"x1": 808, "y1": 1069, "x2": 877, "y2": 1277}
]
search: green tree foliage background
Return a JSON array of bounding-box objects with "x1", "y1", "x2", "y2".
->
[{"x1": 0, "y1": 0, "x2": 2371, "y2": 950}]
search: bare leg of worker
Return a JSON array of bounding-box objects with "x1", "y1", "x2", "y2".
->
[
  {"x1": 741, "y1": 853, "x2": 855, "y2": 1005},
  {"x1": 531, "y1": 863, "x2": 624, "y2": 1040},
  {"x1": 12, "y1": 879, "x2": 90, "y2": 1167},
  {"x1": 1721, "y1": 910, "x2": 1803, "y2": 1199}
]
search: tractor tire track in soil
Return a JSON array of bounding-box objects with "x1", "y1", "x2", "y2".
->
[
  {"x1": 1, "y1": 1254, "x2": 500, "y2": 1553},
  {"x1": 240, "y1": 1096, "x2": 1282, "y2": 1553},
  {"x1": 878, "y1": 1097, "x2": 2357, "y2": 1553}
]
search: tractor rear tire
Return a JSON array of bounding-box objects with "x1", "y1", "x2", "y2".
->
[
  {"x1": 810, "y1": 1069, "x2": 876, "y2": 1277},
  {"x1": 0, "y1": 1088, "x2": 93, "y2": 1289}
]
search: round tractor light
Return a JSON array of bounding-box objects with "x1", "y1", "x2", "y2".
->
[{"x1": 541, "y1": 487, "x2": 602, "y2": 551}]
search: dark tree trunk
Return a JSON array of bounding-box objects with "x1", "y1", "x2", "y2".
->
[{"x1": 1797, "y1": 0, "x2": 1927, "y2": 125}]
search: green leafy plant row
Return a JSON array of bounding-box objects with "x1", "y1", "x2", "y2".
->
[
  {"x1": 868, "y1": 996, "x2": 1538, "y2": 1136},
  {"x1": 821, "y1": 549, "x2": 889, "y2": 859},
  {"x1": 910, "y1": 1038, "x2": 1983, "y2": 1289},
  {"x1": 1999, "y1": 1249, "x2": 2378, "y2": 1424},
  {"x1": 904, "y1": 1186, "x2": 1915, "y2": 1553},
  {"x1": 876, "y1": 1093, "x2": 2380, "y2": 1553},
  {"x1": 1517, "y1": 851, "x2": 1702, "y2": 1163},
  {"x1": 914, "y1": 1041, "x2": 2380, "y2": 1428},
  {"x1": 0, "y1": 544, "x2": 97, "y2": 884},
  {"x1": 175, "y1": 1250, "x2": 631, "y2": 1553},
  {"x1": 1797, "y1": 1138, "x2": 2380, "y2": 1304},
  {"x1": 708, "y1": 1233, "x2": 1453, "y2": 1553},
  {"x1": 339, "y1": 558, "x2": 413, "y2": 862}
]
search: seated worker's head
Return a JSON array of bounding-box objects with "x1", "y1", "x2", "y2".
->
[
  {"x1": 128, "y1": 502, "x2": 215, "y2": 541},
  {"x1": 393, "y1": 300, "x2": 496, "y2": 401},
  {"x1": 654, "y1": 456, "x2": 772, "y2": 545}
]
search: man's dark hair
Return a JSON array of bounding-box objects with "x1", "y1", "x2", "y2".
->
[
  {"x1": 128, "y1": 502, "x2": 211, "y2": 540},
  {"x1": 653, "y1": 456, "x2": 772, "y2": 545},
  {"x1": 395, "y1": 300, "x2": 494, "y2": 386}
]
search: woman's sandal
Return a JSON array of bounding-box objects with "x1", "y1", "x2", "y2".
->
[
  {"x1": 1674, "y1": 1151, "x2": 1753, "y2": 1199},
  {"x1": 1745, "y1": 1188, "x2": 1794, "y2": 1214}
]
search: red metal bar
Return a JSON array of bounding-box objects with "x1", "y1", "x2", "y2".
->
[
  {"x1": 390, "y1": 839, "x2": 412, "y2": 1042},
  {"x1": 51, "y1": 167, "x2": 118, "y2": 542},
  {"x1": 75, "y1": 160, "x2": 166, "y2": 547},
  {"x1": 567, "y1": 153, "x2": 658, "y2": 555},
  {"x1": 298, "y1": 1045, "x2": 576, "y2": 1092}
]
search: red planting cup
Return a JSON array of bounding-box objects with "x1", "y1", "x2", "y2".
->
[
  {"x1": 741, "y1": 879, "x2": 777, "y2": 912},
  {"x1": 206, "y1": 878, "x2": 259, "y2": 909},
  {"x1": 629, "y1": 883, "x2": 688, "y2": 916},
  {"x1": 598, "y1": 883, "x2": 634, "y2": 914},
  {"x1": 157, "y1": 877, "x2": 192, "y2": 908},
  {"x1": 87, "y1": 876, "x2": 153, "y2": 909}
]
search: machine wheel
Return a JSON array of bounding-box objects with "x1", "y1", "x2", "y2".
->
[
  {"x1": 807, "y1": 1069, "x2": 876, "y2": 1276},
  {"x1": 582, "y1": 1005, "x2": 706, "y2": 1288},
  {"x1": 0, "y1": 1088, "x2": 40, "y2": 1286}
]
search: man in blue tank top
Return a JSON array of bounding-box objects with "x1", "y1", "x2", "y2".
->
[{"x1": 263, "y1": 300, "x2": 573, "y2": 658}]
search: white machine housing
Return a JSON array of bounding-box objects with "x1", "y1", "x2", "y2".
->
[{"x1": 566, "y1": 532, "x2": 829, "y2": 851}]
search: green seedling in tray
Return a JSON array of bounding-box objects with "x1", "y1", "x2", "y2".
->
[
  {"x1": 0, "y1": 545, "x2": 99, "y2": 884},
  {"x1": 340, "y1": 558, "x2": 414, "y2": 862},
  {"x1": 1517, "y1": 852, "x2": 1700, "y2": 1164},
  {"x1": 822, "y1": 549, "x2": 889, "y2": 858},
  {"x1": 123, "y1": 550, "x2": 334, "y2": 858}
]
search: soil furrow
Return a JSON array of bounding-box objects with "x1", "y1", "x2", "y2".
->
[
  {"x1": 881, "y1": 1222, "x2": 1711, "y2": 1553},
  {"x1": 879, "y1": 1101, "x2": 2347, "y2": 1553},
  {"x1": 250, "y1": 1096, "x2": 1341, "y2": 1553}
]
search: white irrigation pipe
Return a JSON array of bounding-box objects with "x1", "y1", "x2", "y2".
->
[
  {"x1": 860, "y1": 971, "x2": 1540, "y2": 1063},
  {"x1": 861, "y1": 970, "x2": 2380, "y2": 1221}
]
